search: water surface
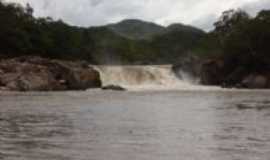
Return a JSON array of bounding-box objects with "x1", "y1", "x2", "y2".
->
[{"x1": 1, "y1": 90, "x2": 270, "y2": 160}]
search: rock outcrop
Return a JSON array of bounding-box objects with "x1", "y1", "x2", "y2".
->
[
  {"x1": 172, "y1": 56, "x2": 201, "y2": 83},
  {"x1": 241, "y1": 74, "x2": 269, "y2": 89},
  {"x1": 200, "y1": 58, "x2": 270, "y2": 89},
  {"x1": 200, "y1": 59, "x2": 225, "y2": 85},
  {"x1": 102, "y1": 85, "x2": 126, "y2": 91},
  {"x1": 0, "y1": 56, "x2": 101, "y2": 91}
]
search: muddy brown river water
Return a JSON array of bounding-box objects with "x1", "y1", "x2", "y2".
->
[{"x1": 0, "y1": 90, "x2": 270, "y2": 160}]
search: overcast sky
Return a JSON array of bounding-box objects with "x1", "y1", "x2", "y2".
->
[{"x1": 5, "y1": 0, "x2": 270, "y2": 30}]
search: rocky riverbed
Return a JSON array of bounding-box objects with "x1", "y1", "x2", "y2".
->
[{"x1": 0, "y1": 56, "x2": 101, "y2": 91}]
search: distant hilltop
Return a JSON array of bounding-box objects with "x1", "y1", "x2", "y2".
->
[{"x1": 105, "y1": 19, "x2": 205, "y2": 40}]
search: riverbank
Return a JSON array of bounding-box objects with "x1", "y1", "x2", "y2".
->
[
  {"x1": 200, "y1": 58, "x2": 270, "y2": 89},
  {"x1": 172, "y1": 55, "x2": 270, "y2": 89},
  {"x1": 1, "y1": 56, "x2": 270, "y2": 92},
  {"x1": 0, "y1": 56, "x2": 101, "y2": 91}
]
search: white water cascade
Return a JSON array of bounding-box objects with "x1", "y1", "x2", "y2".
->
[{"x1": 92, "y1": 65, "x2": 220, "y2": 91}]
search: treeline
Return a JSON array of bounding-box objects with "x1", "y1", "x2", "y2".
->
[
  {"x1": 1, "y1": 0, "x2": 269, "y2": 67},
  {"x1": 0, "y1": 1, "x2": 96, "y2": 62},
  {"x1": 201, "y1": 9, "x2": 270, "y2": 74},
  {"x1": 0, "y1": 1, "x2": 205, "y2": 64}
]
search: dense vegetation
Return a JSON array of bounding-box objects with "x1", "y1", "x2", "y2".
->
[
  {"x1": 210, "y1": 9, "x2": 270, "y2": 75},
  {"x1": 0, "y1": 1, "x2": 205, "y2": 64},
  {"x1": 193, "y1": 9, "x2": 270, "y2": 87},
  {"x1": 106, "y1": 19, "x2": 166, "y2": 40},
  {"x1": 0, "y1": 0, "x2": 269, "y2": 68}
]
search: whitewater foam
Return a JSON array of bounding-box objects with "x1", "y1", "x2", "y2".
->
[{"x1": 92, "y1": 65, "x2": 221, "y2": 91}]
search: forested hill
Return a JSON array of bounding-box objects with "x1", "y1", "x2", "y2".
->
[
  {"x1": 106, "y1": 19, "x2": 166, "y2": 40},
  {"x1": 0, "y1": 1, "x2": 205, "y2": 64},
  {"x1": 106, "y1": 19, "x2": 205, "y2": 40}
]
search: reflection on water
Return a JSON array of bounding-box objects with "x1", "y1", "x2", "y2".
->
[
  {"x1": 236, "y1": 101, "x2": 270, "y2": 110},
  {"x1": 0, "y1": 90, "x2": 270, "y2": 160}
]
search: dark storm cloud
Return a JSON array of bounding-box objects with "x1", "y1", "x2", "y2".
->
[{"x1": 5, "y1": 0, "x2": 270, "y2": 30}]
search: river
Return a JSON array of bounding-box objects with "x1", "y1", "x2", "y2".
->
[{"x1": 1, "y1": 90, "x2": 270, "y2": 160}]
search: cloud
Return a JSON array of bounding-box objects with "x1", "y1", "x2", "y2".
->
[
  {"x1": 4, "y1": 0, "x2": 270, "y2": 30},
  {"x1": 242, "y1": 0, "x2": 270, "y2": 16}
]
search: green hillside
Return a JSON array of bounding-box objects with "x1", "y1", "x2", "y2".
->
[{"x1": 106, "y1": 19, "x2": 166, "y2": 40}]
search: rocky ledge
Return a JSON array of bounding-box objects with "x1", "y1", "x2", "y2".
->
[
  {"x1": 173, "y1": 56, "x2": 270, "y2": 89},
  {"x1": 200, "y1": 59, "x2": 270, "y2": 89},
  {"x1": 0, "y1": 56, "x2": 102, "y2": 91}
]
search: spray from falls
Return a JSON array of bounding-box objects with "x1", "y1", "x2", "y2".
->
[{"x1": 92, "y1": 65, "x2": 220, "y2": 91}]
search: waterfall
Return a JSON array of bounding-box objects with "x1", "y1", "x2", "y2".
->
[{"x1": 92, "y1": 65, "x2": 220, "y2": 91}]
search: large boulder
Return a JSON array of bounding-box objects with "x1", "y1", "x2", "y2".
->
[
  {"x1": 67, "y1": 67, "x2": 102, "y2": 90},
  {"x1": 51, "y1": 60, "x2": 101, "y2": 90},
  {"x1": 0, "y1": 56, "x2": 102, "y2": 91}
]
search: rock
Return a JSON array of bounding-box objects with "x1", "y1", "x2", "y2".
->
[
  {"x1": 172, "y1": 55, "x2": 201, "y2": 80},
  {"x1": 10, "y1": 72, "x2": 57, "y2": 91},
  {"x1": 0, "y1": 56, "x2": 102, "y2": 91},
  {"x1": 0, "y1": 65, "x2": 62, "y2": 91},
  {"x1": 67, "y1": 68, "x2": 101, "y2": 90},
  {"x1": 102, "y1": 85, "x2": 126, "y2": 91},
  {"x1": 0, "y1": 86, "x2": 9, "y2": 91},
  {"x1": 200, "y1": 59, "x2": 225, "y2": 85},
  {"x1": 222, "y1": 67, "x2": 249, "y2": 88},
  {"x1": 241, "y1": 74, "x2": 269, "y2": 89},
  {"x1": 196, "y1": 55, "x2": 270, "y2": 89},
  {"x1": 51, "y1": 60, "x2": 102, "y2": 90}
]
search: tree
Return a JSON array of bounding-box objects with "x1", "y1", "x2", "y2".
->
[
  {"x1": 25, "y1": 3, "x2": 33, "y2": 16},
  {"x1": 214, "y1": 9, "x2": 250, "y2": 46},
  {"x1": 212, "y1": 9, "x2": 270, "y2": 73}
]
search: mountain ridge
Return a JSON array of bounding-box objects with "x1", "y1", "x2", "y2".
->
[{"x1": 105, "y1": 19, "x2": 205, "y2": 40}]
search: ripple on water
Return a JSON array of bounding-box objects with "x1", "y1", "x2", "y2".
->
[{"x1": 1, "y1": 91, "x2": 270, "y2": 160}]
